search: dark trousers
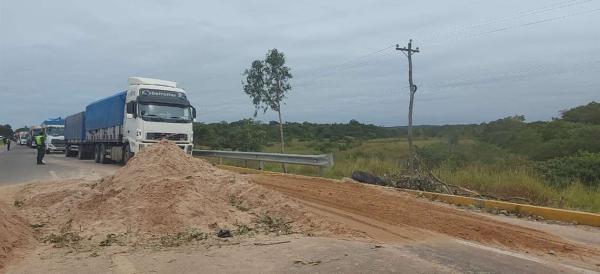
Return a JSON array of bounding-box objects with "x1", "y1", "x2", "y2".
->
[
  {"x1": 6, "y1": 142, "x2": 9, "y2": 151},
  {"x1": 37, "y1": 146, "x2": 45, "y2": 164}
]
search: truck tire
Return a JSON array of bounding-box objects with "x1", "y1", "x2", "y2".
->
[
  {"x1": 122, "y1": 144, "x2": 132, "y2": 165},
  {"x1": 78, "y1": 145, "x2": 87, "y2": 160},
  {"x1": 99, "y1": 143, "x2": 109, "y2": 164},
  {"x1": 94, "y1": 144, "x2": 101, "y2": 163}
]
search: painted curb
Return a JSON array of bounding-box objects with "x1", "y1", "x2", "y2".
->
[
  {"x1": 218, "y1": 165, "x2": 600, "y2": 227},
  {"x1": 401, "y1": 189, "x2": 600, "y2": 227}
]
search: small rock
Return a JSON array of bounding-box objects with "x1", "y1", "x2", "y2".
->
[
  {"x1": 499, "y1": 210, "x2": 509, "y2": 216},
  {"x1": 217, "y1": 229, "x2": 232, "y2": 238},
  {"x1": 547, "y1": 250, "x2": 556, "y2": 255}
]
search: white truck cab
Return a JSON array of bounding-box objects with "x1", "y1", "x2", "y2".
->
[
  {"x1": 43, "y1": 124, "x2": 66, "y2": 153},
  {"x1": 123, "y1": 77, "x2": 195, "y2": 157}
]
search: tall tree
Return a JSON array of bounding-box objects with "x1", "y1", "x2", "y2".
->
[{"x1": 243, "y1": 49, "x2": 293, "y2": 172}]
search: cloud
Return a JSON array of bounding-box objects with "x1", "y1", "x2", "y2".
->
[{"x1": 1, "y1": 0, "x2": 599, "y2": 127}]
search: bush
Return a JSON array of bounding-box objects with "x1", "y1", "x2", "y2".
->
[
  {"x1": 417, "y1": 141, "x2": 526, "y2": 171},
  {"x1": 536, "y1": 151, "x2": 600, "y2": 188}
]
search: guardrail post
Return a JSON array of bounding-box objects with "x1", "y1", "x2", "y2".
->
[
  {"x1": 258, "y1": 160, "x2": 264, "y2": 170},
  {"x1": 219, "y1": 157, "x2": 223, "y2": 165}
]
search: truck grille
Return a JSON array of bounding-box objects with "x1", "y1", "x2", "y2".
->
[
  {"x1": 51, "y1": 139, "x2": 66, "y2": 145},
  {"x1": 146, "y1": 133, "x2": 188, "y2": 141}
]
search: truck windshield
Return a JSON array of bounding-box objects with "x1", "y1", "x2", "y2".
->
[
  {"x1": 139, "y1": 103, "x2": 192, "y2": 123},
  {"x1": 46, "y1": 127, "x2": 64, "y2": 136}
]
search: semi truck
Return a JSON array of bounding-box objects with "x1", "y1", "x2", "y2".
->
[
  {"x1": 16, "y1": 131, "x2": 29, "y2": 145},
  {"x1": 41, "y1": 117, "x2": 66, "y2": 153},
  {"x1": 64, "y1": 77, "x2": 196, "y2": 164}
]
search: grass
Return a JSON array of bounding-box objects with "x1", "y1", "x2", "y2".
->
[
  {"x1": 254, "y1": 138, "x2": 437, "y2": 178},
  {"x1": 433, "y1": 165, "x2": 558, "y2": 205},
  {"x1": 255, "y1": 213, "x2": 293, "y2": 235},
  {"x1": 157, "y1": 228, "x2": 207, "y2": 247},
  {"x1": 434, "y1": 165, "x2": 600, "y2": 212},
  {"x1": 203, "y1": 138, "x2": 600, "y2": 213}
]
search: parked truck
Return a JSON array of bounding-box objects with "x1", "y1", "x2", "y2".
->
[
  {"x1": 16, "y1": 131, "x2": 29, "y2": 145},
  {"x1": 64, "y1": 77, "x2": 196, "y2": 164},
  {"x1": 41, "y1": 117, "x2": 66, "y2": 153}
]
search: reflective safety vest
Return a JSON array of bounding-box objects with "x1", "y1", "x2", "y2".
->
[{"x1": 35, "y1": 135, "x2": 44, "y2": 146}]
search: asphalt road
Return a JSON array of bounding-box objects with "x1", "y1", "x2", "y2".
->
[{"x1": 0, "y1": 143, "x2": 119, "y2": 185}]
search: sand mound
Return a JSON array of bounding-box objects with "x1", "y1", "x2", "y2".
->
[
  {"x1": 15, "y1": 141, "x2": 360, "y2": 245},
  {"x1": 0, "y1": 202, "x2": 32, "y2": 270}
]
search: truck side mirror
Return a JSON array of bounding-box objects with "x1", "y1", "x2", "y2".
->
[
  {"x1": 126, "y1": 102, "x2": 137, "y2": 118},
  {"x1": 192, "y1": 106, "x2": 197, "y2": 119}
]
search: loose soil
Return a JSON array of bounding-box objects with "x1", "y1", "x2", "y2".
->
[
  {"x1": 13, "y1": 141, "x2": 362, "y2": 249},
  {"x1": 247, "y1": 172, "x2": 600, "y2": 259},
  {"x1": 0, "y1": 202, "x2": 32, "y2": 271}
]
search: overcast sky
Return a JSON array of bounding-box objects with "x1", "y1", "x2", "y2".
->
[{"x1": 1, "y1": 0, "x2": 599, "y2": 128}]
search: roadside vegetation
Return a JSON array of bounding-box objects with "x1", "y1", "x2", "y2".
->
[{"x1": 194, "y1": 102, "x2": 600, "y2": 213}]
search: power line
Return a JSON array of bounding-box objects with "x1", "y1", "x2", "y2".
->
[
  {"x1": 297, "y1": 44, "x2": 396, "y2": 79},
  {"x1": 420, "y1": 0, "x2": 593, "y2": 42},
  {"x1": 416, "y1": 59, "x2": 600, "y2": 94},
  {"x1": 294, "y1": 46, "x2": 398, "y2": 88},
  {"x1": 456, "y1": 7, "x2": 600, "y2": 40},
  {"x1": 296, "y1": 4, "x2": 600, "y2": 89}
]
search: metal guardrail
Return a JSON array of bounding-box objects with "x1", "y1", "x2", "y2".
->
[{"x1": 192, "y1": 150, "x2": 334, "y2": 172}]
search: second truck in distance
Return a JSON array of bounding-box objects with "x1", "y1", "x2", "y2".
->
[{"x1": 64, "y1": 77, "x2": 196, "y2": 164}]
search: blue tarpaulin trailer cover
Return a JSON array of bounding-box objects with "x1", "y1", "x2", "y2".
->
[
  {"x1": 41, "y1": 117, "x2": 65, "y2": 126},
  {"x1": 85, "y1": 91, "x2": 126, "y2": 131},
  {"x1": 64, "y1": 112, "x2": 85, "y2": 141}
]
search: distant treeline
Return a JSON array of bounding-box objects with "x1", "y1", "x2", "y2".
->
[
  {"x1": 0, "y1": 124, "x2": 13, "y2": 138},
  {"x1": 193, "y1": 119, "x2": 479, "y2": 151}
]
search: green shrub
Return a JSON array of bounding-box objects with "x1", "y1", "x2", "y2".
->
[{"x1": 536, "y1": 151, "x2": 600, "y2": 187}]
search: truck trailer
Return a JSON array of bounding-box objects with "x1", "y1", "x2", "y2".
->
[
  {"x1": 64, "y1": 77, "x2": 196, "y2": 164},
  {"x1": 41, "y1": 117, "x2": 66, "y2": 153}
]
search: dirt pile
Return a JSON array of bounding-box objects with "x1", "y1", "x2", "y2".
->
[
  {"x1": 0, "y1": 202, "x2": 32, "y2": 270},
  {"x1": 15, "y1": 141, "x2": 360, "y2": 246}
]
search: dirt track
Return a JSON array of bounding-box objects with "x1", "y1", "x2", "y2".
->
[{"x1": 248, "y1": 172, "x2": 600, "y2": 260}]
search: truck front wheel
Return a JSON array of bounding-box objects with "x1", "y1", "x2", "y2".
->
[
  {"x1": 99, "y1": 144, "x2": 109, "y2": 164},
  {"x1": 94, "y1": 144, "x2": 101, "y2": 163},
  {"x1": 122, "y1": 144, "x2": 133, "y2": 165},
  {"x1": 78, "y1": 146, "x2": 87, "y2": 160}
]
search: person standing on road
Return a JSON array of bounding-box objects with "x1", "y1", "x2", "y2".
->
[
  {"x1": 34, "y1": 131, "x2": 46, "y2": 165},
  {"x1": 6, "y1": 137, "x2": 10, "y2": 151}
]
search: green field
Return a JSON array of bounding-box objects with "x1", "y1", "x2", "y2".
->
[{"x1": 211, "y1": 138, "x2": 600, "y2": 213}]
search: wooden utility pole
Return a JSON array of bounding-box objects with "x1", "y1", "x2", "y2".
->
[{"x1": 396, "y1": 40, "x2": 419, "y2": 174}]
